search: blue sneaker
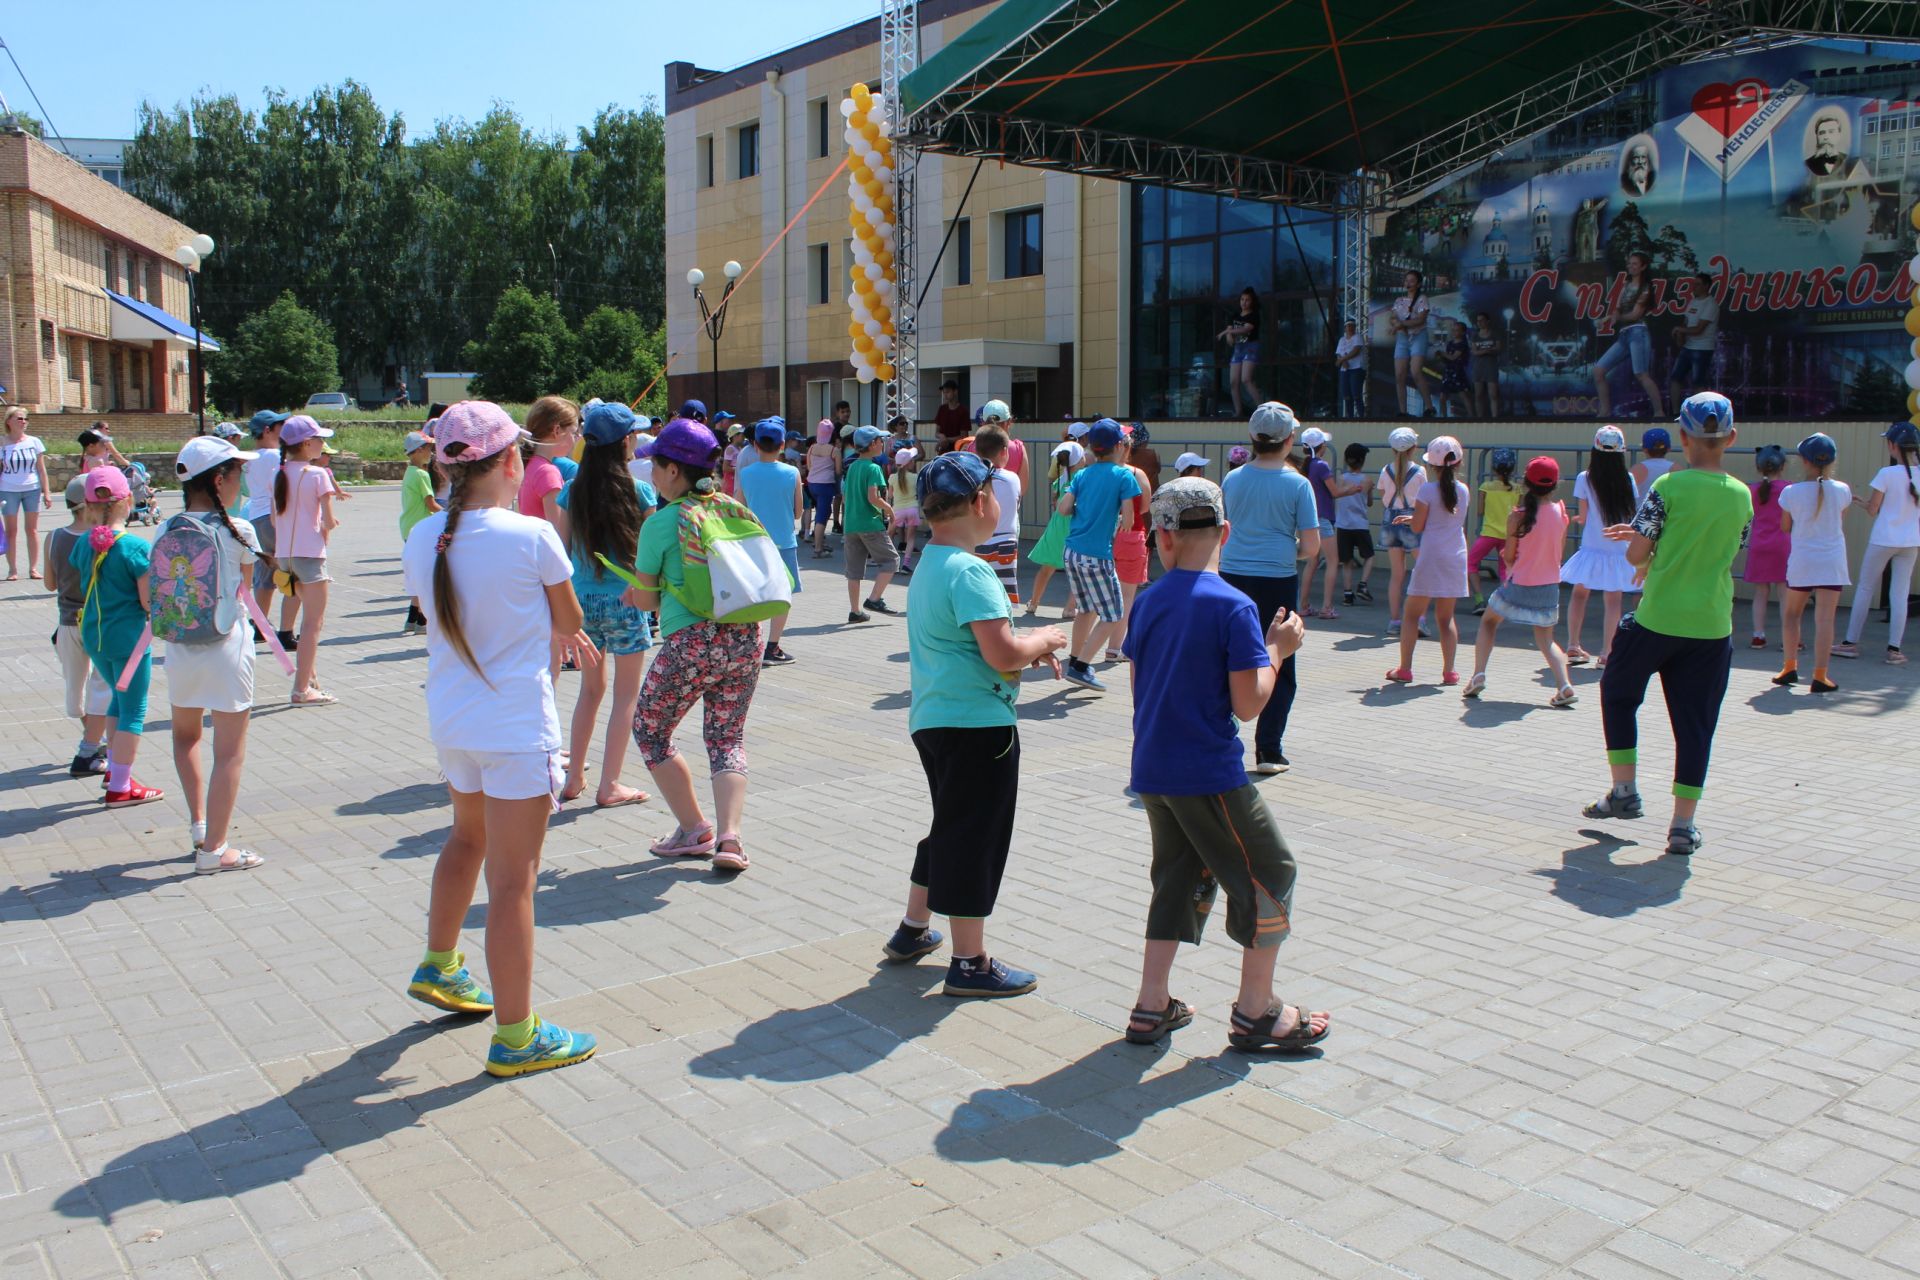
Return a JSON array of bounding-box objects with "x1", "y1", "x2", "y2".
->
[
  {"x1": 943, "y1": 955, "x2": 1038, "y2": 999},
  {"x1": 407, "y1": 954, "x2": 493, "y2": 1015},
  {"x1": 1062, "y1": 660, "x2": 1105, "y2": 692},
  {"x1": 485, "y1": 1017, "x2": 597, "y2": 1078},
  {"x1": 883, "y1": 923, "x2": 944, "y2": 963}
]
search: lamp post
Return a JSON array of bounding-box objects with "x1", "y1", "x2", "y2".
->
[
  {"x1": 174, "y1": 234, "x2": 215, "y2": 431},
  {"x1": 688, "y1": 260, "x2": 743, "y2": 414}
]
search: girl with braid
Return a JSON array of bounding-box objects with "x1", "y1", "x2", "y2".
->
[
  {"x1": 271, "y1": 416, "x2": 340, "y2": 706},
  {"x1": 401, "y1": 401, "x2": 603, "y2": 1078}
]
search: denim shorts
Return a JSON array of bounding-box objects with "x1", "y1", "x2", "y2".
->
[
  {"x1": 1669, "y1": 347, "x2": 1712, "y2": 384},
  {"x1": 0, "y1": 489, "x2": 43, "y2": 516},
  {"x1": 1393, "y1": 330, "x2": 1429, "y2": 360},
  {"x1": 1595, "y1": 323, "x2": 1651, "y2": 376},
  {"x1": 579, "y1": 592, "x2": 653, "y2": 656},
  {"x1": 1378, "y1": 517, "x2": 1421, "y2": 551},
  {"x1": 1230, "y1": 340, "x2": 1261, "y2": 366}
]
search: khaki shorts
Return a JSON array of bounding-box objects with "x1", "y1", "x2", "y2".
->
[
  {"x1": 57, "y1": 624, "x2": 113, "y2": 719},
  {"x1": 845, "y1": 529, "x2": 900, "y2": 581},
  {"x1": 1141, "y1": 785, "x2": 1297, "y2": 950}
]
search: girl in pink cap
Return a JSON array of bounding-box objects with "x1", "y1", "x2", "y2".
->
[
  {"x1": 271, "y1": 416, "x2": 340, "y2": 706},
  {"x1": 68, "y1": 466, "x2": 164, "y2": 808},
  {"x1": 401, "y1": 400, "x2": 602, "y2": 1078}
]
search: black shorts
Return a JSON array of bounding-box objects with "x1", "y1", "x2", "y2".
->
[
  {"x1": 1336, "y1": 528, "x2": 1374, "y2": 566},
  {"x1": 911, "y1": 725, "x2": 1020, "y2": 918}
]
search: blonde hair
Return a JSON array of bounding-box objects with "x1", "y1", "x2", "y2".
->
[{"x1": 525, "y1": 396, "x2": 580, "y2": 446}]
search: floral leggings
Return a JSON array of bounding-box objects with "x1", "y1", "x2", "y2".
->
[{"x1": 632, "y1": 619, "x2": 761, "y2": 774}]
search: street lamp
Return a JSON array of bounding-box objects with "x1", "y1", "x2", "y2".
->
[
  {"x1": 175, "y1": 234, "x2": 215, "y2": 431},
  {"x1": 688, "y1": 260, "x2": 743, "y2": 414}
]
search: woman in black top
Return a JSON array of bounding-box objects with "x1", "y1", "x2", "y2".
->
[{"x1": 1217, "y1": 288, "x2": 1262, "y2": 418}]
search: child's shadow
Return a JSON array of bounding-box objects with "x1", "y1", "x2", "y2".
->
[
  {"x1": 1535, "y1": 829, "x2": 1690, "y2": 918},
  {"x1": 1016, "y1": 689, "x2": 1076, "y2": 722},
  {"x1": 1357, "y1": 684, "x2": 1439, "y2": 705},
  {"x1": 1459, "y1": 698, "x2": 1540, "y2": 727},
  {"x1": 1745, "y1": 685, "x2": 1805, "y2": 716},
  {"x1": 871, "y1": 690, "x2": 913, "y2": 712}
]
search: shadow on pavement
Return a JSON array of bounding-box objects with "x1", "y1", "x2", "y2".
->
[
  {"x1": 340, "y1": 782, "x2": 446, "y2": 818},
  {"x1": 463, "y1": 859, "x2": 708, "y2": 931},
  {"x1": 1535, "y1": 828, "x2": 1690, "y2": 918},
  {"x1": 0, "y1": 856, "x2": 197, "y2": 920},
  {"x1": 687, "y1": 965, "x2": 956, "y2": 1084}
]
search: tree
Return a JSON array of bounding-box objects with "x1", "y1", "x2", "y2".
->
[
  {"x1": 1846, "y1": 359, "x2": 1904, "y2": 417},
  {"x1": 209, "y1": 291, "x2": 340, "y2": 410},
  {"x1": 464, "y1": 285, "x2": 575, "y2": 402},
  {"x1": 575, "y1": 305, "x2": 649, "y2": 373},
  {"x1": 1604, "y1": 201, "x2": 1653, "y2": 270}
]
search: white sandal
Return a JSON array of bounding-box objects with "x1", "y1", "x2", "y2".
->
[{"x1": 196, "y1": 845, "x2": 265, "y2": 875}]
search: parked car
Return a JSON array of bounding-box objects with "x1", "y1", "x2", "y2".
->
[{"x1": 304, "y1": 391, "x2": 351, "y2": 410}]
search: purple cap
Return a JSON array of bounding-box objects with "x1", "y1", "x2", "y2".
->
[
  {"x1": 278, "y1": 415, "x2": 334, "y2": 448},
  {"x1": 637, "y1": 418, "x2": 721, "y2": 469},
  {"x1": 436, "y1": 400, "x2": 528, "y2": 465}
]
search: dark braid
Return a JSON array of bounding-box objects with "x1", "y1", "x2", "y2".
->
[
  {"x1": 182, "y1": 464, "x2": 247, "y2": 547},
  {"x1": 274, "y1": 449, "x2": 291, "y2": 514},
  {"x1": 1436, "y1": 461, "x2": 1458, "y2": 513}
]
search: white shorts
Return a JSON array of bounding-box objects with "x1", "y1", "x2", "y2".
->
[
  {"x1": 437, "y1": 746, "x2": 562, "y2": 801},
  {"x1": 165, "y1": 625, "x2": 256, "y2": 714},
  {"x1": 57, "y1": 624, "x2": 113, "y2": 720}
]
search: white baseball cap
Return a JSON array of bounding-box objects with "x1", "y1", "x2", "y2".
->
[
  {"x1": 980, "y1": 399, "x2": 1012, "y2": 423},
  {"x1": 1051, "y1": 440, "x2": 1085, "y2": 466},
  {"x1": 175, "y1": 435, "x2": 257, "y2": 481},
  {"x1": 1066, "y1": 421, "x2": 1091, "y2": 439},
  {"x1": 1300, "y1": 427, "x2": 1331, "y2": 450},
  {"x1": 1174, "y1": 451, "x2": 1210, "y2": 471},
  {"x1": 1249, "y1": 401, "x2": 1299, "y2": 442},
  {"x1": 1387, "y1": 426, "x2": 1420, "y2": 451},
  {"x1": 894, "y1": 446, "x2": 918, "y2": 467}
]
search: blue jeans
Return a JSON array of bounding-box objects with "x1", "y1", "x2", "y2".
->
[
  {"x1": 1596, "y1": 323, "x2": 1652, "y2": 376},
  {"x1": 1338, "y1": 367, "x2": 1365, "y2": 417},
  {"x1": 1220, "y1": 572, "x2": 1299, "y2": 758}
]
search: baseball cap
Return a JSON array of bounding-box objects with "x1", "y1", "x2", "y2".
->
[
  {"x1": 1642, "y1": 426, "x2": 1673, "y2": 449},
  {"x1": 1248, "y1": 401, "x2": 1299, "y2": 442},
  {"x1": 1489, "y1": 446, "x2": 1518, "y2": 470},
  {"x1": 1675, "y1": 393, "x2": 1733, "y2": 439},
  {"x1": 1300, "y1": 427, "x2": 1331, "y2": 450},
  {"x1": 710, "y1": 409, "x2": 736, "y2": 425},
  {"x1": 1086, "y1": 418, "x2": 1124, "y2": 450},
  {"x1": 176, "y1": 436, "x2": 258, "y2": 481},
  {"x1": 1051, "y1": 441, "x2": 1085, "y2": 467},
  {"x1": 1593, "y1": 425, "x2": 1627, "y2": 452},
  {"x1": 211, "y1": 422, "x2": 245, "y2": 441},
  {"x1": 1524, "y1": 455, "x2": 1561, "y2": 487},
  {"x1": 1424, "y1": 435, "x2": 1461, "y2": 467},
  {"x1": 1387, "y1": 426, "x2": 1420, "y2": 452},
  {"x1": 852, "y1": 425, "x2": 885, "y2": 449},
  {"x1": 979, "y1": 399, "x2": 1011, "y2": 423},
  {"x1": 1066, "y1": 421, "x2": 1091, "y2": 439},
  {"x1": 837, "y1": 422, "x2": 858, "y2": 441},
  {"x1": 83, "y1": 466, "x2": 130, "y2": 504},
  {"x1": 916, "y1": 450, "x2": 994, "y2": 507},
  {"x1": 893, "y1": 446, "x2": 918, "y2": 467},
  {"x1": 278, "y1": 415, "x2": 334, "y2": 448},
  {"x1": 1130, "y1": 423, "x2": 1151, "y2": 445},
  {"x1": 1887, "y1": 421, "x2": 1920, "y2": 447},
  {"x1": 1228, "y1": 445, "x2": 1251, "y2": 465},
  {"x1": 1755, "y1": 443, "x2": 1787, "y2": 468},
  {"x1": 637, "y1": 417, "x2": 721, "y2": 469},
  {"x1": 1796, "y1": 432, "x2": 1837, "y2": 466},
  {"x1": 582, "y1": 401, "x2": 641, "y2": 447},
  {"x1": 63, "y1": 475, "x2": 88, "y2": 506},
  {"x1": 1173, "y1": 451, "x2": 1210, "y2": 471},
  {"x1": 1150, "y1": 477, "x2": 1226, "y2": 531},
  {"x1": 402, "y1": 430, "x2": 432, "y2": 454},
  {"x1": 436, "y1": 401, "x2": 531, "y2": 465},
  {"x1": 754, "y1": 417, "x2": 788, "y2": 446},
  {"x1": 678, "y1": 399, "x2": 707, "y2": 421},
  {"x1": 247, "y1": 409, "x2": 291, "y2": 438}
]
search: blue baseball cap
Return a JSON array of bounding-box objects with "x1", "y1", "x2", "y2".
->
[
  {"x1": 247, "y1": 409, "x2": 291, "y2": 438},
  {"x1": 637, "y1": 418, "x2": 721, "y2": 468},
  {"x1": 1796, "y1": 432, "x2": 1837, "y2": 466},
  {"x1": 1642, "y1": 426, "x2": 1673, "y2": 449},
  {"x1": 711, "y1": 409, "x2": 737, "y2": 425},
  {"x1": 852, "y1": 425, "x2": 885, "y2": 450},
  {"x1": 677, "y1": 399, "x2": 707, "y2": 421},
  {"x1": 581, "y1": 400, "x2": 641, "y2": 447},
  {"x1": 1086, "y1": 417, "x2": 1124, "y2": 450},
  {"x1": 1675, "y1": 392, "x2": 1733, "y2": 439},
  {"x1": 753, "y1": 417, "x2": 787, "y2": 445},
  {"x1": 916, "y1": 450, "x2": 994, "y2": 507},
  {"x1": 1755, "y1": 443, "x2": 1786, "y2": 468},
  {"x1": 1885, "y1": 421, "x2": 1919, "y2": 447}
]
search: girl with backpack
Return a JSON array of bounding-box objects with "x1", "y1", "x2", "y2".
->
[
  {"x1": 69, "y1": 467, "x2": 163, "y2": 808},
  {"x1": 272, "y1": 416, "x2": 340, "y2": 706},
  {"x1": 400, "y1": 400, "x2": 602, "y2": 1078},
  {"x1": 627, "y1": 418, "x2": 764, "y2": 875},
  {"x1": 161, "y1": 437, "x2": 269, "y2": 872}
]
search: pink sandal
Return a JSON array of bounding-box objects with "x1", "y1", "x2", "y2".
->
[
  {"x1": 650, "y1": 822, "x2": 716, "y2": 858},
  {"x1": 1384, "y1": 668, "x2": 1413, "y2": 684},
  {"x1": 1442, "y1": 671, "x2": 1461, "y2": 686},
  {"x1": 711, "y1": 833, "x2": 750, "y2": 874}
]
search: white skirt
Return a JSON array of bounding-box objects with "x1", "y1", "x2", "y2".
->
[
  {"x1": 164, "y1": 624, "x2": 256, "y2": 713},
  {"x1": 1560, "y1": 545, "x2": 1641, "y2": 593},
  {"x1": 1786, "y1": 543, "x2": 1850, "y2": 589}
]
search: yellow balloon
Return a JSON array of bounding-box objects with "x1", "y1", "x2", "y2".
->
[
  {"x1": 878, "y1": 363, "x2": 895, "y2": 381},
  {"x1": 1907, "y1": 308, "x2": 1920, "y2": 338},
  {"x1": 854, "y1": 335, "x2": 874, "y2": 355},
  {"x1": 1910, "y1": 389, "x2": 1920, "y2": 414},
  {"x1": 1911, "y1": 202, "x2": 1920, "y2": 231}
]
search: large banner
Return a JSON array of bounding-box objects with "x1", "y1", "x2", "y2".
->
[{"x1": 1370, "y1": 44, "x2": 1919, "y2": 419}]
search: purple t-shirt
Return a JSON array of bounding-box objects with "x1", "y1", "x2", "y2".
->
[{"x1": 1308, "y1": 458, "x2": 1335, "y2": 523}]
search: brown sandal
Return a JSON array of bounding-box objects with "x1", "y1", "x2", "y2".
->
[
  {"x1": 1228, "y1": 1002, "x2": 1330, "y2": 1052},
  {"x1": 1124, "y1": 998, "x2": 1193, "y2": 1045}
]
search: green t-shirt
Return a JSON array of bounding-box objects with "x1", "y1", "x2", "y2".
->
[
  {"x1": 844, "y1": 456, "x2": 887, "y2": 534},
  {"x1": 69, "y1": 531, "x2": 152, "y2": 657},
  {"x1": 635, "y1": 497, "x2": 699, "y2": 640},
  {"x1": 399, "y1": 466, "x2": 435, "y2": 542},
  {"x1": 907, "y1": 543, "x2": 1018, "y2": 732},
  {"x1": 1629, "y1": 468, "x2": 1753, "y2": 640}
]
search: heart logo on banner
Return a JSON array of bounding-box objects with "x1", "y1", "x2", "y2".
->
[{"x1": 1689, "y1": 79, "x2": 1771, "y2": 139}]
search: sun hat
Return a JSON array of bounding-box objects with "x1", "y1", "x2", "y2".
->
[
  {"x1": 1523, "y1": 455, "x2": 1561, "y2": 487},
  {"x1": 1228, "y1": 445, "x2": 1252, "y2": 465},
  {"x1": 916, "y1": 450, "x2": 994, "y2": 507},
  {"x1": 175, "y1": 436, "x2": 258, "y2": 481},
  {"x1": 1887, "y1": 421, "x2": 1920, "y2": 447},
  {"x1": 1424, "y1": 436, "x2": 1462, "y2": 467},
  {"x1": 83, "y1": 466, "x2": 130, "y2": 503},
  {"x1": 436, "y1": 400, "x2": 529, "y2": 465},
  {"x1": 1642, "y1": 426, "x2": 1673, "y2": 449},
  {"x1": 893, "y1": 446, "x2": 918, "y2": 467},
  {"x1": 678, "y1": 399, "x2": 707, "y2": 421},
  {"x1": 1387, "y1": 426, "x2": 1420, "y2": 451},
  {"x1": 979, "y1": 399, "x2": 1012, "y2": 423},
  {"x1": 1066, "y1": 421, "x2": 1091, "y2": 439},
  {"x1": 1796, "y1": 432, "x2": 1837, "y2": 466},
  {"x1": 1675, "y1": 392, "x2": 1733, "y2": 439},
  {"x1": 582, "y1": 401, "x2": 642, "y2": 447},
  {"x1": 1051, "y1": 441, "x2": 1085, "y2": 467},
  {"x1": 278, "y1": 415, "x2": 333, "y2": 448},
  {"x1": 247, "y1": 409, "x2": 291, "y2": 438},
  {"x1": 1593, "y1": 425, "x2": 1627, "y2": 452},
  {"x1": 1300, "y1": 427, "x2": 1331, "y2": 451},
  {"x1": 852, "y1": 425, "x2": 885, "y2": 450},
  {"x1": 402, "y1": 430, "x2": 432, "y2": 454},
  {"x1": 637, "y1": 418, "x2": 722, "y2": 469},
  {"x1": 1249, "y1": 401, "x2": 1299, "y2": 442},
  {"x1": 1086, "y1": 418, "x2": 1124, "y2": 450},
  {"x1": 1173, "y1": 451, "x2": 1210, "y2": 471},
  {"x1": 1149, "y1": 477, "x2": 1226, "y2": 531}
]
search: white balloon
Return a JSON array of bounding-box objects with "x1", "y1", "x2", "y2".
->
[
  {"x1": 1907, "y1": 358, "x2": 1920, "y2": 390},
  {"x1": 864, "y1": 317, "x2": 883, "y2": 337},
  {"x1": 839, "y1": 98, "x2": 857, "y2": 119},
  {"x1": 1909, "y1": 253, "x2": 1920, "y2": 284},
  {"x1": 876, "y1": 117, "x2": 892, "y2": 138},
  {"x1": 857, "y1": 366, "x2": 876, "y2": 384},
  {"x1": 875, "y1": 278, "x2": 894, "y2": 298},
  {"x1": 873, "y1": 334, "x2": 892, "y2": 352}
]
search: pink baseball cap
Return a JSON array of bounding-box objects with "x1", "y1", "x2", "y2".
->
[
  {"x1": 278, "y1": 415, "x2": 334, "y2": 448},
  {"x1": 436, "y1": 400, "x2": 529, "y2": 464},
  {"x1": 84, "y1": 466, "x2": 130, "y2": 503}
]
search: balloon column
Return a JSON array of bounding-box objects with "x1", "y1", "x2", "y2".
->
[
  {"x1": 843, "y1": 83, "x2": 897, "y2": 386},
  {"x1": 1908, "y1": 203, "x2": 1920, "y2": 421}
]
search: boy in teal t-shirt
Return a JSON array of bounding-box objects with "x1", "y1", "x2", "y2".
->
[
  {"x1": 841, "y1": 425, "x2": 901, "y2": 622},
  {"x1": 1586, "y1": 392, "x2": 1752, "y2": 857},
  {"x1": 1057, "y1": 417, "x2": 1142, "y2": 691},
  {"x1": 889, "y1": 452, "x2": 1067, "y2": 998}
]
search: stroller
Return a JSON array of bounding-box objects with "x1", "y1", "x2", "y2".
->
[{"x1": 124, "y1": 460, "x2": 161, "y2": 525}]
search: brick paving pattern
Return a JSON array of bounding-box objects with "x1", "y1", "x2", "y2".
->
[{"x1": 3, "y1": 486, "x2": 1918, "y2": 1278}]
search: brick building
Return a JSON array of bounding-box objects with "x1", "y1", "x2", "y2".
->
[{"x1": 0, "y1": 124, "x2": 214, "y2": 421}]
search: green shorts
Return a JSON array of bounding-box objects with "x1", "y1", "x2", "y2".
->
[{"x1": 1141, "y1": 785, "x2": 1296, "y2": 950}]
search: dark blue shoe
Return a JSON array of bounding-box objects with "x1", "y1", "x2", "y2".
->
[
  {"x1": 882, "y1": 923, "x2": 944, "y2": 963},
  {"x1": 943, "y1": 955, "x2": 1038, "y2": 999},
  {"x1": 1062, "y1": 661, "x2": 1105, "y2": 692}
]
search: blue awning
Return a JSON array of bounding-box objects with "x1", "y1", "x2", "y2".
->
[{"x1": 103, "y1": 289, "x2": 220, "y2": 351}]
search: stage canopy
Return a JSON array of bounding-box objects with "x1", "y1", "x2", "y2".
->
[{"x1": 899, "y1": 0, "x2": 1920, "y2": 209}]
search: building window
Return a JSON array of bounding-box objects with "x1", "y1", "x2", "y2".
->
[
  {"x1": 40, "y1": 320, "x2": 54, "y2": 362},
  {"x1": 1000, "y1": 207, "x2": 1043, "y2": 279},
  {"x1": 943, "y1": 218, "x2": 972, "y2": 287},
  {"x1": 812, "y1": 98, "x2": 831, "y2": 158},
  {"x1": 808, "y1": 243, "x2": 830, "y2": 305},
  {"x1": 130, "y1": 348, "x2": 144, "y2": 392},
  {"x1": 698, "y1": 135, "x2": 715, "y2": 188},
  {"x1": 104, "y1": 245, "x2": 119, "y2": 291},
  {"x1": 65, "y1": 336, "x2": 82, "y2": 383},
  {"x1": 735, "y1": 123, "x2": 760, "y2": 179}
]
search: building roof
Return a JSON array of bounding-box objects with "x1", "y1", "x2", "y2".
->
[{"x1": 105, "y1": 289, "x2": 221, "y2": 350}]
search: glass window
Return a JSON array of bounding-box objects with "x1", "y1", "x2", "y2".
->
[
  {"x1": 1168, "y1": 241, "x2": 1213, "y2": 298},
  {"x1": 1002, "y1": 207, "x2": 1042, "y2": 279},
  {"x1": 699, "y1": 135, "x2": 714, "y2": 188},
  {"x1": 1168, "y1": 188, "x2": 1218, "y2": 238},
  {"x1": 1136, "y1": 185, "x2": 1165, "y2": 242},
  {"x1": 1219, "y1": 231, "x2": 1275, "y2": 298},
  {"x1": 814, "y1": 98, "x2": 831, "y2": 158},
  {"x1": 737, "y1": 124, "x2": 760, "y2": 179},
  {"x1": 1136, "y1": 243, "x2": 1166, "y2": 304},
  {"x1": 1220, "y1": 197, "x2": 1272, "y2": 233}
]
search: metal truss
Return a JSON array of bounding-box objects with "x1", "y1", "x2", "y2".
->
[
  {"x1": 1338, "y1": 173, "x2": 1381, "y2": 335},
  {"x1": 914, "y1": 0, "x2": 1128, "y2": 120},
  {"x1": 882, "y1": 0, "x2": 922, "y2": 425},
  {"x1": 1615, "y1": 0, "x2": 1920, "y2": 38}
]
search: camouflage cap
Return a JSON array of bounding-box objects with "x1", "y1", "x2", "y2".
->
[{"x1": 1149, "y1": 476, "x2": 1226, "y2": 531}]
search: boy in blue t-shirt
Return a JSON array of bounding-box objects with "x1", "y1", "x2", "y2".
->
[
  {"x1": 887, "y1": 451, "x2": 1068, "y2": 998},
  {"x1": 1057, "y1": 417, "x2": 1142, "y2": 692},
  {"x1": 1120, "y1": 477, "x2": 1332, "y2": 1053},
  {"x1": 736, "y1": 417, "x2": 803, "y2": 665}
]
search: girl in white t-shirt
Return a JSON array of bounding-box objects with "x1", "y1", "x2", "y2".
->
[
  {"x1": 1377, "y1": 427, "x2": 1428, "y2": 636},
  {"x1": 2, "y1": 405, "x2": 51, "y2": 579},
  {"x1": 1836, "y1": 423, "x2": 1920, "y2": 664},
  {"x1": 400, "y1": 400, "x2": 602, "y2": 1079},
  {"x1": 1775, "y1": 433, "x2": 1851, "y2": 693}
]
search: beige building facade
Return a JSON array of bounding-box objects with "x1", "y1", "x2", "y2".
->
[
  {"x1": 664, "y1": 0, "x2": 1129, "y2": 428},
  {"x1": 1, "y1": 127, "x2": 211, "y2": 419}
]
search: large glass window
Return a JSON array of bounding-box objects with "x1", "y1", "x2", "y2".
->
[{"x1": 1002, "y1": 207, "x2": 1043, "y2": 279}]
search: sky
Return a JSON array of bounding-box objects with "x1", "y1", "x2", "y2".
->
[{"x1": 1, "y1": 0, "x2": 884, "y2": 141}]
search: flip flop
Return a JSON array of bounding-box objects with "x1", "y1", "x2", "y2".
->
[{"x1": 1124, "y1": 997, "x2": 1194, "y2": 1045}]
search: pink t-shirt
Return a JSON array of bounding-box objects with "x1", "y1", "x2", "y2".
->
[
  {"x1": 517, "y1": 454, "x2": 563, "y2": 521},
  {"x1": 1509, "y1": 500, "x2": 1568, "y2": 586},
  {"x1": 273, "y1": 461, "x2": 334, "y2": 559},
  {"x1": 958, "y1": 434, "x2": 1026, "y2": 480}
]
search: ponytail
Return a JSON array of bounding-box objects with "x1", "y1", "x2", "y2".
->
[
  {"x1": 1392, "y1": 448, "x2": 1418, "y2": 508},
  {"x1": 273, "y1": 452, "x2": 290, "y2": 515},
  {"x1": 1902, "y1": 444, "x2": 1919, "y2": 501},
  {"x1": 1436, "y1": 462, "x2": 1458, "y2": 513},
  {"x1": 1813, "y1": 471, "x2": 1829, "y2": 520},
  {"x1": 432, "y1": 449, "x2": 511, "y2": 685},
  {"x1": 1757, "y1": 476, "x2": 1774, "y2": 506},
  {"x1": 1516, "y1": 478, "x2": 1554, "y2": 538}
]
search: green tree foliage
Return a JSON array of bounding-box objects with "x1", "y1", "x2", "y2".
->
[
  {"x1": 1845, "y1": 358, "x2": 1905, "y2": 417},
  {"x1": 464, "y1": 286, "x2": 576, "y2": 403},
  {"x1": 1604, "y1": 202, "x2": 1654, "y2": 271},
  {"x1": 209, "y1": 291, "x2": 340, "y2": 410},
  {"x1": 124, "y1": 85, "x2": 665, "y2": 394}
]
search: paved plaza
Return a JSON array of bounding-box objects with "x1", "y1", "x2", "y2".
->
[{"x1": 4, "y1": 484, "x2": 1920, "y2": 1279}]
